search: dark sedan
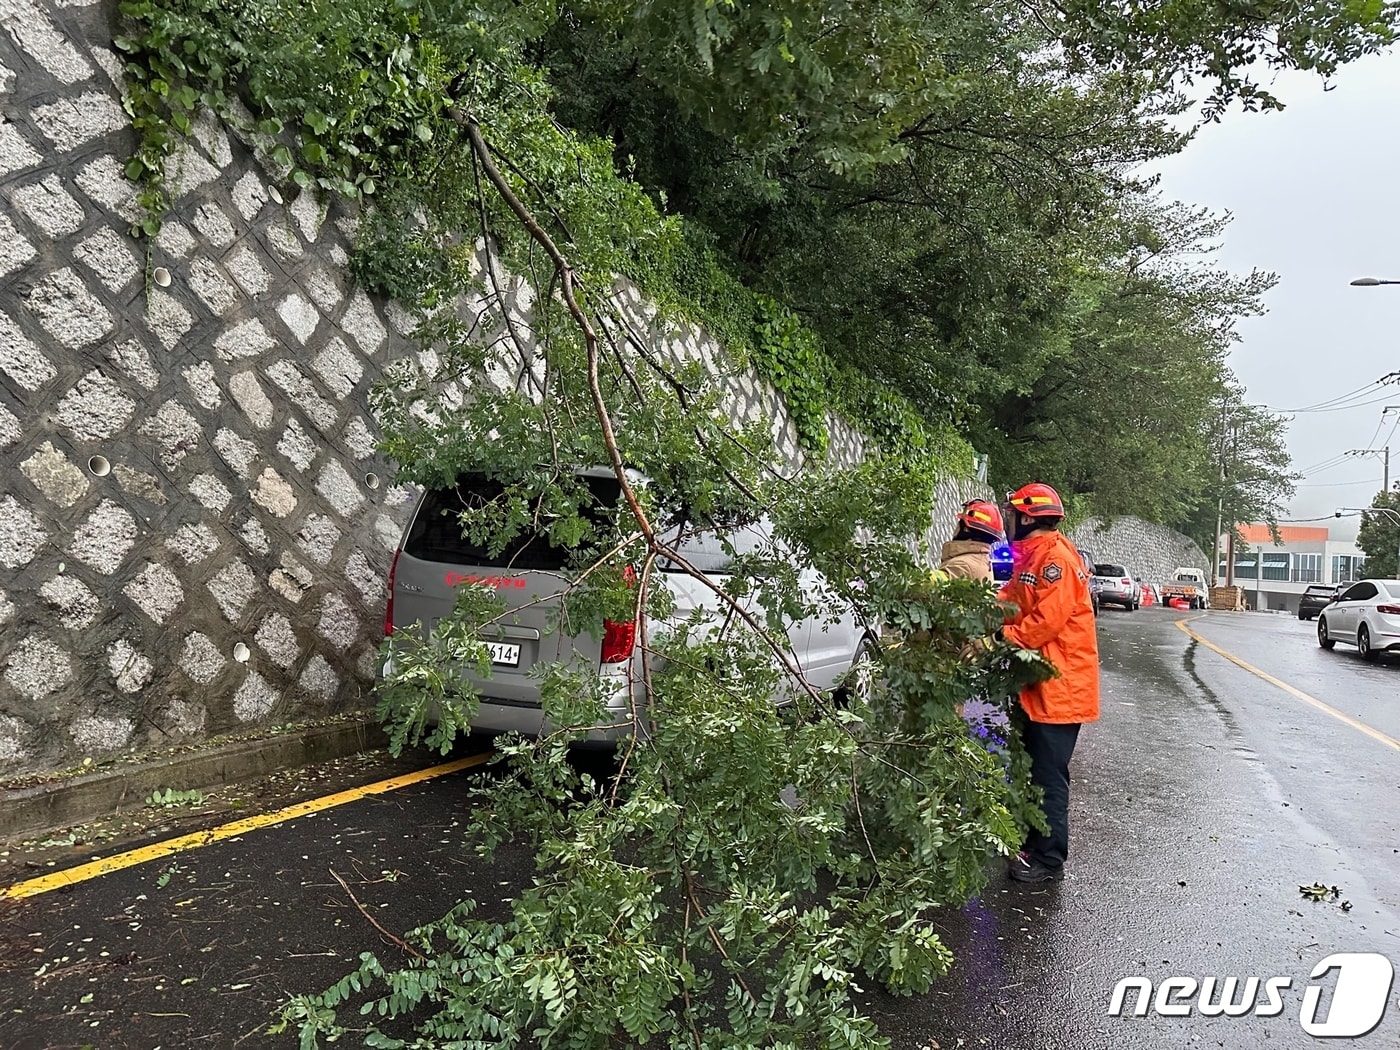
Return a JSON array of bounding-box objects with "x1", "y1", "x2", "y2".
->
[{"x1": 1297, "y1": 584, "x2": 1342, "y2": 621}]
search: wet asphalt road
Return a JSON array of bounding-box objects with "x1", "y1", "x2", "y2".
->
[{"x1": 2, "y1": 607, "x2": 1399, "y2": 1048}]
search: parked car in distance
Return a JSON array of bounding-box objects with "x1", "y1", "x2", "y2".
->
[
  {"x1": 1316, "y1": 579, "x2": 1400, "y2": 661},
  {"x1": 1092, "y1": 563, "x2": 1139, "y2": 610},
  {"x1": 385, "y1": 469, "x2": 871, "y2": 743},
  {"x1": 1297, "y1": 584, "x2": 1342, "y2": 621}
]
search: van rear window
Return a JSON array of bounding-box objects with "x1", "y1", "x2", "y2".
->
[
  {"x1": 404, "y1": 473, "x2": 624, "y2": 570},
  {"x1": 1095, "y1": 564, "x2": 1126, "y2": 577}
]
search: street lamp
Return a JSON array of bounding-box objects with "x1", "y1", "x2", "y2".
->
[
  {"x1": 1336, "y1": 507, "x2": 1400, "y2": 580},
  {"x1": 1350, "y1": 277, "x2": 1400, "y2": 286}
]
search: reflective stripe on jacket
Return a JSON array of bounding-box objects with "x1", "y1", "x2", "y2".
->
[
  {"x1": 938, "y1": 540, "x2": 992, "y2": 582},
  {"x1": 997, "y1": 530, "x2": 1100, "y2": 724}
]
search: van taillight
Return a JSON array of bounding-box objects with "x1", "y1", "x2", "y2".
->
[
  {"x1": 1121, "y1": 578, "x2": 1131, "y2": 586},
  {"x1": 601, "y1": 619, "x2": 636, "y2": 664},
  {"x1": 384, "y1": 549, "x2": 401, "y2": 636}
]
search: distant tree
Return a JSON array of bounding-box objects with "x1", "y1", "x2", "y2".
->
[{"x1": 1356, "y1": 490, "x2": 1400, "y2": 578}]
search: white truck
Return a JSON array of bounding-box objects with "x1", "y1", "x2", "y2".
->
[{"x1": 1160, "y1": 568, "x2": 1210, "y2": 609}]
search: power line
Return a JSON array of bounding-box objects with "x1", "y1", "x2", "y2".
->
[{"x1": 1280, "y1": 371, "x2": 1400, "y2": 414}]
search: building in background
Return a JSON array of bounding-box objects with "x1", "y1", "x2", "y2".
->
[{"x1": 1218, "y1": 525, "x2": 1366, "y2": 614}]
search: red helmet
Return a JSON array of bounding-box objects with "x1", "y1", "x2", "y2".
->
[
  {"x1": 1006, "y1": 482, "x2": 1064, "y2": 518},
  {"x1": 958, "y1": 499, "x2": 1005, "y2": 542}
]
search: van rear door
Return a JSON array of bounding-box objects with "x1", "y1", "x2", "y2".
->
[{"x1": 391, "y1": 473, "x2": 625, "y2": 705}]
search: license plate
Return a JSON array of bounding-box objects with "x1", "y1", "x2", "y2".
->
[{"x1": 485, "y1": 641, "x2": 521, "y2": 667}]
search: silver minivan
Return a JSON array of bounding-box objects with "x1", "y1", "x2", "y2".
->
[{"x1": 384, "y1": 470, "x2": 871, "y2": 741}]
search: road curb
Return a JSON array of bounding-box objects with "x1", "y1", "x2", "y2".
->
[{"x1": 0, "y1": 717, "x2": 389, "y2": 842}]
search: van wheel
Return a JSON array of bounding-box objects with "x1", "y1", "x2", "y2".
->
[{"x1": 835, "y1": 637, "x2": 877, "y2": 710}]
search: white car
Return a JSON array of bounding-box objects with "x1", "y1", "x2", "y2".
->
[{"x1": 1316, "y1": 579, "x2": 1400, "y2": 662}]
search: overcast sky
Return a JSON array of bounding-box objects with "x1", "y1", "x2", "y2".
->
[{"x1": 1150, "y1": 48, "x2": 1400, "y2": 541}]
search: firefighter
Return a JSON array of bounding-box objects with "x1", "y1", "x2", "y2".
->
[
  {"x1": 997, "y1": 482, "x2": 1100, "y2": 883},
  {"x1": 938, "y1": 500, "x2": 1005, "y2": 582}
]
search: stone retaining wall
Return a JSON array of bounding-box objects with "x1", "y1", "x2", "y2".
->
[
  {"x1": 0, "y1": 1, "x2": 977, "y2": 775},
  {"x1": 1069, "y1": 517, "x2": 1211, "y2": 589}
]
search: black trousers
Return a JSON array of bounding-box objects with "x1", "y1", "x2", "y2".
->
[{"x1": 1021, "y1": 719, "x2": 1082, "y2": 869}]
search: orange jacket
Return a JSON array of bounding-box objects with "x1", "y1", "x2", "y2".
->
[{"x1": 997, "y1": 530, "x2": 1100, "y2": 724}]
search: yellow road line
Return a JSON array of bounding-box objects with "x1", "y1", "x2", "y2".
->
[
  {"x1": 1176, "y1": 617, "x2": 1400, "y2": 755},
  {"x1": 0, "y1": 753, "x2": 491, "y2": 902}
]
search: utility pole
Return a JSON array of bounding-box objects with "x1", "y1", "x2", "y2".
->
[
  {"x1": 1346, "y1": 447, "x2": 1390, "y2": 494},
  {"x1": 1211, "y1": 394, "x2": 1229, "y2": 587}
]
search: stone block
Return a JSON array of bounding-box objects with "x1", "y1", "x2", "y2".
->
[
  {"x1": 317, "y1": 591, "x2": 361, "y2": 649},
  {"x1": 214, "y1": 318, "x2": 276, "y2": 361},
  {"x1": 315, "y1": 459, "x2": 364, "y2": 518},
  {"x1": 40, "y1": 573, "x2": 99, "y2": 629},
  {"x1": 144, "y1": 290, "x2": 196, "y2": 349},
  {"x1": 296, "y1": 513, "x2": 341, "y2": 565},
  {"x1": 55, "y1": 370, "x2": 137, "y2": 441},
  {"x1": 289, "y1": 188, "x2": 323, "y2": 241},
  {"x1": 225, "y1": 244, "x2": 271, "y2": 296},
  {"x1": 73, "y1": 226, "x2": 139, "y2": 291},
  {"x1": 107, "y1": 639, "x2": 153, "y2": 693},
  {"x1": 228, "y1": 370, "x2": 275, "y2": 429},
  {"x1": 212, "y1": 427, "x2": 258, "y2": 477},
  {"x1": 11, "y1": 174, "x2": 85, "y2": 237},
  {"x1": 165, "y1": 521, "x2": 219, "y2": 565},
  {"x1": 75, "y1": 154, "x2": 139, "y2": 221},
  {"x1": 0, "y1": 0, "x2": 94, "y2": 83},
  {"x1": 266, "y1": 360, "x2": 337, "y2": 429},
  {"x1": 276, "y1": 417, "x2": 317, "y2": 471},
  {"x1": 31, "y1": 92, "x2": 126, "y2": 151},
  {"x1": 20, "y1": 441, "x2": 89, "y2": 507},
  {"x1": 70, "y1": 715, "x2": 133, "y2": 754},
  {"x1": 340, "y1": 289, "x2": 386, "y2": 355},
  {"x1": 239, "y1": 515, "x2": 270, "y2": 554},
  {"x1": 302, "y1": 267, "x2": 344, "y2": 313},
  {"x1": 104, "y1": 339, "x2": 159, "y2": 390},
  {"x1": 298, "y1": 654, "x2": 338, "y2": 700},
  {"x1": 25, "y1": 268, "x2": 114, "y2": 349},
  {"x1": 276, "y1": 291, "x2": 320, "y2": 343},
  {"x1": 230, "y1": 170, "x2": 268, "y2": 221},
  {"x1": 264, "y1": 222, "x2": 302, "y2": 261},
  {"x1": 155, "y1": 220, "x2": 197, "y2": 259},
  {"x1": 269, "y1": 552, "x2": 313, "y2": 604},
  {"x1": 112, "y1": 464, "x2": 168, "y2": 506},
  {"x1": 312, "y1": 336, "x2": 363, "y2": 398},
  {"x1": 233, "y1": 670, "x2": 278, "y2": 721},
  {"x1": 191, "y1": 201, "x2": 236, "y2": 248},
  {"x1": 4, "y1": 636, "x2": 72, "y2": 701},
  {"x1": 0, "y1": 494, "x2": 47, "y2": 568},
  {"x1": 0, "y1": 311, "x2": 56, "y2": 390},
  {"x1": 122, "y1": 561, "x2": 184, "y2": 625},
  {"x1": 139, "y1": 400, "x2": 202, "y2": 469},
  {"x1": 0, "y1": 212, "x2": 36, "y2": 278},
  {"x1": 0, "y1": 401, "x2": 19, "y2": 450},
  {"x1": 252, "y1": 466, "x2": 297, "y2": 518},
  {"x1": 344, "y1": 549, "x2": 385, "y2": 607},
  {"x1": 68, "y1": 498, "x2": 137, "y2": 575},
  {"x1": 208, "y1": 558, "x2": 256, "y2": 622},
  {"x1": 255, "y1": 612, "x2": 300, "y2": 669},
  {"x1": 184, "y1": 361, "x2": 225, "y2": 411},
  {"x1": 188, "y1": 258, "x2": 240, "y2": 316},
  {"x1": 189, "y1": 473, "x2": 233, "y2": 514},
  {"x1": 0, "y1": 120, "x2": 42, "y2": 176},
  {"x1": 179, "y1": 632, "x2": 224, "y2": 683},
  {"x1": 344, "y1": 416, "x2": 377, "y2": 459}
]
